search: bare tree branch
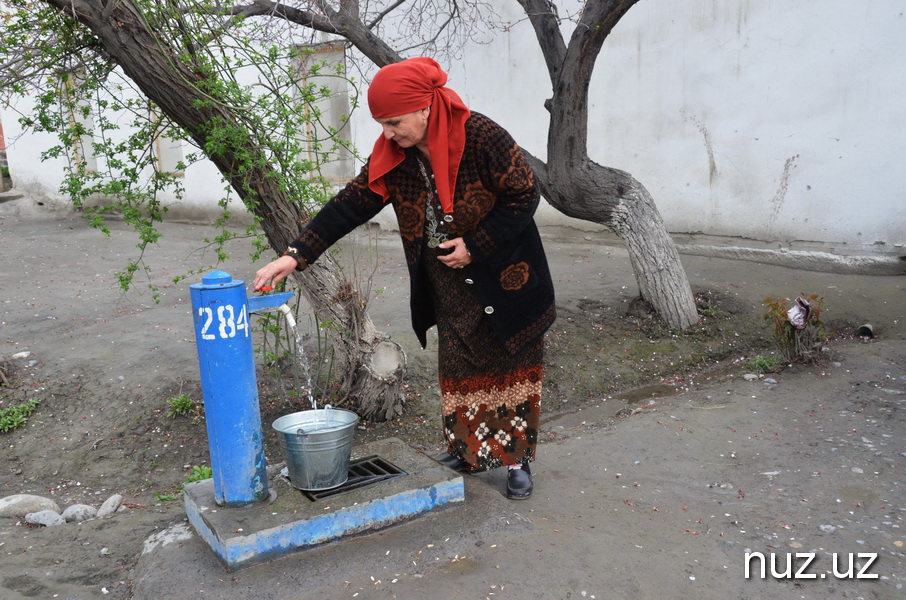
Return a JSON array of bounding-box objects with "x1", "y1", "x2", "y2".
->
[
  {"x1": 337, "y1": 0, "x2": 360, "y2": 22},
  {"x1": 217, "y1": 1, "x2": 400, "y2": 66},
  {"x1": 397, "y1": 2, "x2": 457, "y2": 55},
  {"x1": 366, "y1": 0, "x2": 407, "y2": 29},
  {"x1": 516, "y1": 0, "x2": 567, "y2": 86},
  {"x1": 205, "y1": 0, "x2": 340, "y2": 34}
]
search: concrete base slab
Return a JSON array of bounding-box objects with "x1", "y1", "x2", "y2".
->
[{"x1": 183, "y1": 437, "x2": 464, "y2": 570}]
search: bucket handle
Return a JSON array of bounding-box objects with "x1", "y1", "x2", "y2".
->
[{"x1": 295, "y1": 404, "x2": 335, "y2": 438}]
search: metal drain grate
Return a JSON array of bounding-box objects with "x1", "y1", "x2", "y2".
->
[{"x1": 301, "y1": 455, "x2": 408, "y2": 501}]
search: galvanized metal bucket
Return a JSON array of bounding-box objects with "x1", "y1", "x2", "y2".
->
[{"x1": 272, "y1": 407, "x2": 358, "y2": 491}]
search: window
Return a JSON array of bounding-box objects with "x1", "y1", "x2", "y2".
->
[
  {"x1": 150, "y1": 108, "x2": 185, "y2": 177},
  {"x1": 61, "y1": 75, "x2": 97, "y2": 173},
  {"x1": 296, "y1": 42, "x2": 354, "y2": 182}
]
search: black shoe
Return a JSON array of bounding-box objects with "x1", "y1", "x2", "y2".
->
[
  {"x1": 506, "y1": 462, "x2": 533, "y2": 499},
  {"x1": 434, "y1": 452, "x2": 470, "y2": 472}
]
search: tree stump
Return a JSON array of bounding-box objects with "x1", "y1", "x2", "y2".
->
[{"x1": 349, "y1": 339, "x2": 407, "y2": 422}]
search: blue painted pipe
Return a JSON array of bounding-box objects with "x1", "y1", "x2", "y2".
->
[
  {"x1": 248, "y1": 291, "x2": 295, "y2": 313},
  {"x1": 189, "y1": 271, "x2": 294, "y2": 507}
]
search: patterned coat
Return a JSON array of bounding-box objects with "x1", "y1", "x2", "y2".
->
[{"x1": 287, "y1": 112, "x2": 556, "y2": 355}]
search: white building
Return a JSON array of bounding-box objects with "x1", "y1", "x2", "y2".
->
[{"x1": 2, "y1": 0, "x2": 903, "y2": 267}]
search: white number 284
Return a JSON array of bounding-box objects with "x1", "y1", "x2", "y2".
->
[{"x1": 197, "y1": 304, "x2": 249, "y2": 341}]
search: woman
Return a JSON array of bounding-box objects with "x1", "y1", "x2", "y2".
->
[{"x1": 253, "y1": 57, "x2": 555, "y2": 499}]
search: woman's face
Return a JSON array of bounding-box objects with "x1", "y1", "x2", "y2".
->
[{"x1": 374, "y1": 107, "x2": 430, "y2": 150}]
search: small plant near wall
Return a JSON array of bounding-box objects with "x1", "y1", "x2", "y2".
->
[
  {"x1": 763, "y1": 294, "x2": 829, "y2": 363},
  {"x1": 748, "y1": 354, "x2": 785, "y2": 374}
]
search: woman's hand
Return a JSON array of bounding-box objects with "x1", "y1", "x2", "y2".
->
[
  {"x1": 253, "y1": 255, "x2": 298, "y2": 291},
  {"x1": 437, "y1": 237, "x2": 473, "y2": 270}
]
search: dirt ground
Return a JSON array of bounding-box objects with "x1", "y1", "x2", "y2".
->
[{"x1": 0, "y1": 197, "x2": 904, "y2": 599}]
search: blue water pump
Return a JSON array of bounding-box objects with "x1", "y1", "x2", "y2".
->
[{"x1": 189, "y1": 270, "x2": 294, "y2": 507}]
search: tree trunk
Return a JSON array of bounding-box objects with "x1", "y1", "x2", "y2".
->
[
  {"x1": 518, "y1": 0, "x2": 699, "y2": 329},
  {"x1": 524, "y1": 156, "x2": 699, "y2": 330},
  {"x1": 46, "y1": 0, "x2": 405, "y2": 420}
]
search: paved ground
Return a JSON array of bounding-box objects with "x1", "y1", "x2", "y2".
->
[{"x1": 1, "y1": 195, "x2": 904, "y2": 599}]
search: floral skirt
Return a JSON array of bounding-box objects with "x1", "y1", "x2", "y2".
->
[{"x1": 424, "y1": 247, "x2": 543, "y2": 471}]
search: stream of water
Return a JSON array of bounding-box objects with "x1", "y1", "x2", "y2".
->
[{"x1": 292, "y1": 329, "x2": 317, "y2": 410}]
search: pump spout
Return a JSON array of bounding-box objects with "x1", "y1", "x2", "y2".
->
[{"x1": 276, "y1": 303, "x2": 296, "y2": 331}]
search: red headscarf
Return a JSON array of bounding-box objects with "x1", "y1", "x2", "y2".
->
[{"x1": 367, "y1": 57, "x2": 471, "y2": 215}]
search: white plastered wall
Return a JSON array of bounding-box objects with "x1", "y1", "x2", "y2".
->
[{"x1": 3, "y1": 0, "x2": 904, "y2": 256}]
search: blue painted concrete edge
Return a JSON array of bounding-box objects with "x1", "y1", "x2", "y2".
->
[{"x1": 185, "y1": 477, "x2": 465, "y2": 569}]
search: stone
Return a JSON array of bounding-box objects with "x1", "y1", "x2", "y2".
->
[
  {"x1": 62, "y1": 504, "x2": 98, "y2": 522},
  {"x1": 141, "y1": 522, "x2": 194, "y2": 557},
  {"x1": 97, "y1": 494, "x2": 123, "y2": 518},
  {"x1": 25, "y1": 509, "x2": 66, "y2": 527},
  {"x1": 0, "y1": 494, "x2": 60, "y2": 518}
]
